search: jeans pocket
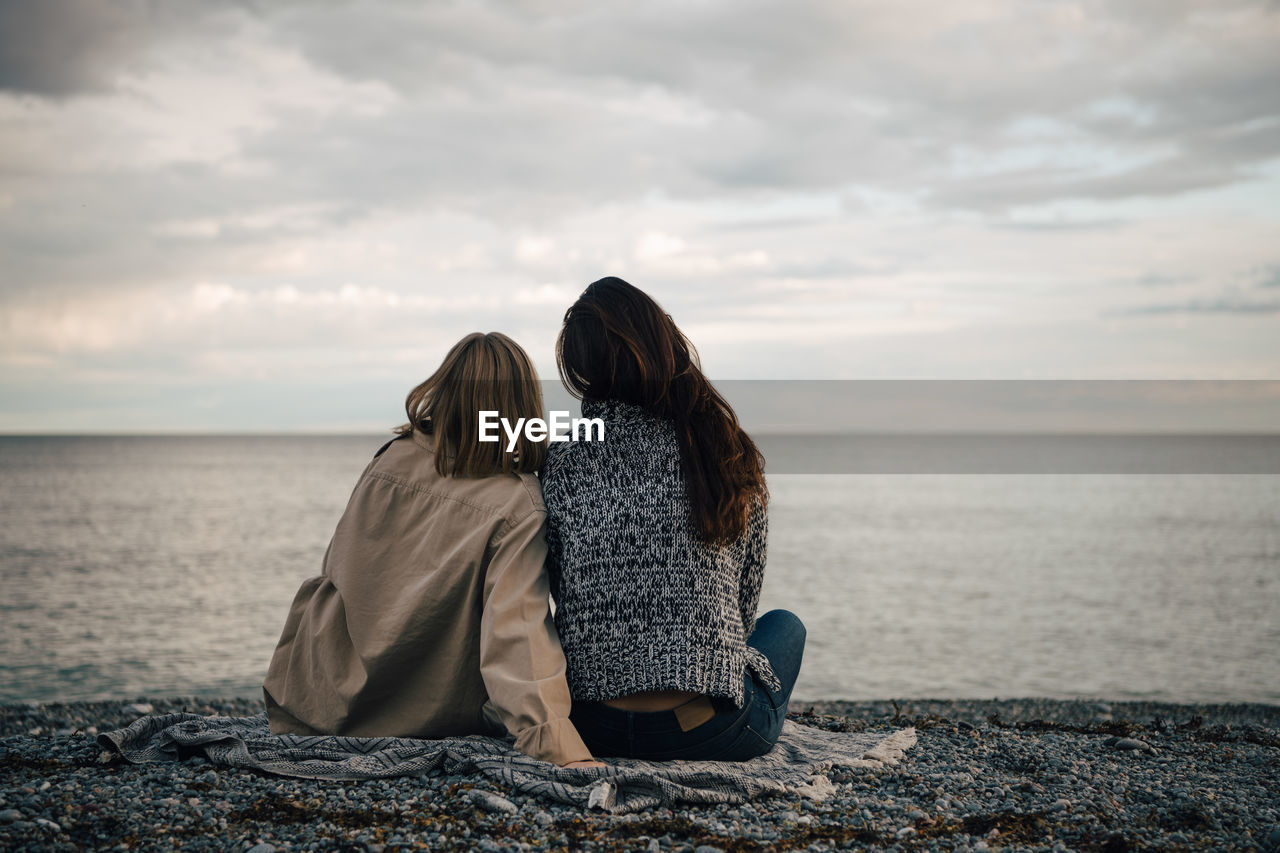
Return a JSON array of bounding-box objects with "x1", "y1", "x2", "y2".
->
[{"x1": 709, "y1": 724, "x2": 774, "y2": 762}]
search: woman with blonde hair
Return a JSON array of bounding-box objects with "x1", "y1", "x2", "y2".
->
[{"x1": 263, "y1": 332, "x2": 600, "y2": 768}]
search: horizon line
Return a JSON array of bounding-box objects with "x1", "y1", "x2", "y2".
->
[{"x1": 3, "y1": 430, "x2": 1279, "y2": 438}]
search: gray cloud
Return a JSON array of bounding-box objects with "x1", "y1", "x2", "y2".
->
[
  {"x1": 1115, "y1": 298, "x2": 1280, "y2": 316},
  {"x1": 6, "y1": 2, "x2": 1277, "y2": 229},
  {"x1": 1133, "y1": 273, "x2": 1193, "y2": 288},
  {"x1": 0, "y1": 0, "x2": 147, "y2": 95},
  {"x1": 254, "y1": 0, "x2": 1280, "y2": 212},
  {"x1": 991, "y1": 218, "x2": 1129, "y2": 233},
  {"x1": 1255, "y1": 265, "x2": 1280, "y2": 288},
  {"x1": 0, "y1": 0, "x2": 234, "y2": 96}
]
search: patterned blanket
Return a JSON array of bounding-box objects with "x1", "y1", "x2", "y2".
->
[{"x1": 97, "y1": 714, "x2": 916, "y2": 814}]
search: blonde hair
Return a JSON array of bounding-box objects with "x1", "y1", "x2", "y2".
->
[{"x1": 396, "y1": 332, "x2": 546, "y2": 477}]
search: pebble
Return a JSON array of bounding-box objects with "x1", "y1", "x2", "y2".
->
[
  {"x1": 1112, "y1": 737, "x2": 1155, "y2": 753},
  {"x1": 246, "y1": 845, "x2": 276, "y2": 853},
  {"x1": 0, "y1": 810, "x2": 21, "y2": 823},
  {"x1": 469, "y1": 789, "x2": 518, "y2": 815}
]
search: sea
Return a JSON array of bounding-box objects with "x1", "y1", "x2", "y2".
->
[{"x1": 1, "y1": 435, "x2": 1277, "y2": 706}]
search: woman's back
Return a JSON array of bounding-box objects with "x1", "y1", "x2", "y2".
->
[
  {"x1": 262, "y1": 330, "x2": 597, "y2": 768},
  {"x1": 543, "y1": 399, "x2": 770, "y2": 707},
  {"x1": 547, "y1": 277, "x2": 800, "y2": 762},
  {"x1": 265, "y1": 431, "x2": 552, "y2": 739}
]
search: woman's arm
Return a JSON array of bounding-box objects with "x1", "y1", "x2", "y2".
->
[
  {"x1": 739, "y1": 494, "x2": 782, "y2": 691},
  {"x1": 479, "y1": 507, "x2": 598, "y2": 766},
  {"x1": 738, "y1": 493, "x2": 769, "y2": 636}
]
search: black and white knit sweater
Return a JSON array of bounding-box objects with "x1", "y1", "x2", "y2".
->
[{"x1": 541, "y1": 398, "x2": 779, "y2": 708}]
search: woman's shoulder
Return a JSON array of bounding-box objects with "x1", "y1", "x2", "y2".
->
[
  {"x1": 372, "y1": 434, "x2": 544, "y2": 518},
  {"x1": 541, "y1": 430, "x2": 603, "y2": 480},
  {"x1": 444, "y1": 468, "x2": 546, "y2": 521},
  {"x1": 542, "y1": 436, "x2": 579, "y2": 469},
  {"x1": 545, "y1": 408, "x2": 676, "y2": 467},
  {"x1": 508, "y1": 471, "x2": 546, "y2": 515}
]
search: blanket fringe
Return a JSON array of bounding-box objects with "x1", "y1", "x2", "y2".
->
[
  {"x1": 821, "y1": 725, "x2": 918, "y2": 771},
  {"x1": 792, "y1": 774, "x2": 837, "y2": 801},
  {"x1": 587, "y1": 780, "x2": 616, "y2": 811},
  {"x1": 862, "y1": 726, "x2": 917, "y2": 766}
]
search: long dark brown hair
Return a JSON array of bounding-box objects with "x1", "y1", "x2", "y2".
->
[
  {"x1": 556, "y1": 277, "x2": 766, "y2": 545},
  {"x1": 396, "y1": 332, "x2": 546, "y2": 477}
]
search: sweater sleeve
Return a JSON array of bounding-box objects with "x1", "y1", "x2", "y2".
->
[
  {"x1": 479, "y1": 507, "x2": 593, "y2": 766},
  {"x1": 739, "y1": 494, "x2": 781, "y2": 693},
  {"x1": 738, "y1": 494, "x2": 768, "y2": 638},
  {"x1": 542, "y1": 501, "x2": 564, "y2": 605}
]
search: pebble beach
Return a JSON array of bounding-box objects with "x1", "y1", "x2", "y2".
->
[{"x1": 2, "y1": 697, "x2": 1277, "y2": 852}]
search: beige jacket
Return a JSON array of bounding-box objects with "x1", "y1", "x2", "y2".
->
[{"x1": 262, "y1": 430, "x2": 592, "y2": 766}]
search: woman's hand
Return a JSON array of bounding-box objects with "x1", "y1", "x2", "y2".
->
[{"x1": 561, "y1": 759, "x2": 606, "y2": 769}]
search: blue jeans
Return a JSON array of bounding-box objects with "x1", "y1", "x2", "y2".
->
[{"x1": 569, "y1": 610, "x2": 806, "y2": 761}]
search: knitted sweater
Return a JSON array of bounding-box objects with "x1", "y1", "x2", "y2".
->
[{"x1": 542, "y1": 398, "x2": 778, "y2": 708}]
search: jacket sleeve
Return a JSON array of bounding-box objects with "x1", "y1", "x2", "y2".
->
[{"x1": 479, "y1": 507, "x2": 593, "y2": 766}]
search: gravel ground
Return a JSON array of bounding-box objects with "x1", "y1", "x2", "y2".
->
[{"x1": 2, "y1": 696, "x2": 1277, "y2": 852}]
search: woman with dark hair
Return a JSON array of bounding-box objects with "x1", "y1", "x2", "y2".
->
[
  {"x1": 264, "y1": 332, "x2": 601, "y2": 768},
  {"x1": 542, "y1": 277, "x2": 806, "y2": 761}
]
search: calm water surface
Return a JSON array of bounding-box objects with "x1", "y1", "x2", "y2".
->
[{"x1": 1, "y1": 436, "x2": 1276, "y2": 704}]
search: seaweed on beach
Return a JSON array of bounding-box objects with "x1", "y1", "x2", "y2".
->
[
  {"x1": 787, "y1": 704, "x2": 952, "y2": 733},
  {"x1": 1189, "y1": 723, "x2": 1280, "y2": 749},
  {"x1": 985, "y1": 712, "x2": 1144, "y2": 738},
  {"x1": 981, "y1": 712, "x2": 1280, "y2": 749},
  {"x1": 909, "y1": 809, "x2": 1052, "y2": 844},
  {"x1": 0, "y1": 754, "x2": 67, "y2": 773},
  {"x1": 786, "y1": 707, "x2": 871, "y2": 732}
]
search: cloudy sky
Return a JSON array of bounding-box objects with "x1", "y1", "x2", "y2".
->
[{"x1": 1, "y1": 0, "x2": 1278, "y2": 432}]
